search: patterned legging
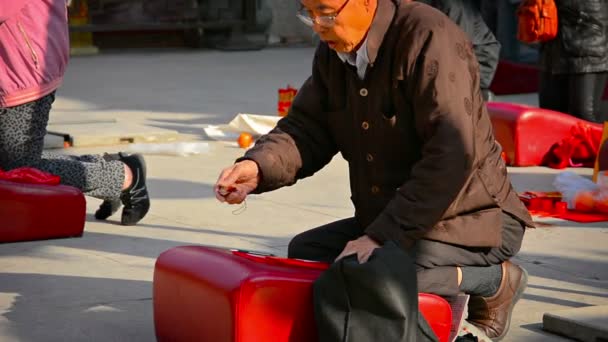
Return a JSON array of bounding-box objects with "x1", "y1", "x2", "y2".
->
[{"x1": 0, "y1": 92, "x2": 124, "y2": 200}]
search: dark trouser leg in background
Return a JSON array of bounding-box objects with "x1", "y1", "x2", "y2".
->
[
  {"x1": 567, "y1": 72, "x2": 608, "y2": 123},
  {"x1": 539, "y1": 72, "x2": 569, "y2": 114},
  {"x1": 593, "y1": 72, "x2": 608, "y2": 123},
  {"x1": 540, "y1": 72, "x2": 608, "y2": 123}
]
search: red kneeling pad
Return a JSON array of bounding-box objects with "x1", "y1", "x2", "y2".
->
[
  {"x1": 487, "y1": 102, "x2": 604, "y2": 167},
  {"x1": 153, "y1": 246, "x2": 452, "y2": 342},
  {"x1": 0, "y1": 168, "x2": 86, "y2": 243}
]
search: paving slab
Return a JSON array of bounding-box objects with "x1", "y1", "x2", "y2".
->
[
  {"x1": 543, "y1": 305, "x2": 608, "y2": 342},
  {"x1": 47, "y1": 122, "x2": 180, "y2": 147}
]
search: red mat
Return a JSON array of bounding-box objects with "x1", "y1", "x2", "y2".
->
[
  {"x1": 554, "y1": 210, "x2": 608, "y2": 223},
  {"x1": 521, "y1": 192, "x2": 608, "y2": 223},
  {"x1": 528, "y1": 209, "x2": 608, "y2": 223}
]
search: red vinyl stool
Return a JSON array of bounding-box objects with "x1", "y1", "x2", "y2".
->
[
  {"x1": 0, "y1": 179, "x2": 86, "y2": 243},
  {"x1": 153, "y1": 246, "x2": 453, "y2": 342},
  {"x1": 487, "y1": 102, "x2": 604, "y2": 166}
]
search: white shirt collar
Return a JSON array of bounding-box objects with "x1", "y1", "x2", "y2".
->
[{"x1": 336, "y1": 38, "x2": 370, "y2": 80}]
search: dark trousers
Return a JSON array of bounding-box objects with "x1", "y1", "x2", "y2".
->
[
  {"x1": 539, "y1": 71, "x2": 608, "y2": 123},
  {"x1": 288, "y1": 212, "x2": 525, "y2": 296},
  {"x1": 0, "y1": 93, "x2": 124, "y2": 200}
]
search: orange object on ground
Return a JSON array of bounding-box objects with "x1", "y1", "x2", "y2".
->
[
  {"x1": 237, "y1": 132, "x2": 253, "y2": 148},
  {"x1": 574, "y1": 191, "x2": 596, "y2": 212}
]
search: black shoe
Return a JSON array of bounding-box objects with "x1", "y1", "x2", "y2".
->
[
  {"x1": 118, "y1": 153, "x2": 150, "y2": 226},
  {"x1": 94, "y1": 198, "x2": 122, "y2": 220},
  {"x1": 94, "y1": 153, "x2": 123, "y2": 220}
]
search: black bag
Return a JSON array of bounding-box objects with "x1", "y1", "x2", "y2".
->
[{"x1": 313, "y1": 241, "x2": 438, "y2": 342}]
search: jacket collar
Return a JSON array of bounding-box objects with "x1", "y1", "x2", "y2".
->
[{"x1": 366, "y1": 0, "x2": 398, "y2": 65}]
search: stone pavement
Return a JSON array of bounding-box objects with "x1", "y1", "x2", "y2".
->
[{"x1": 0, "y1": 48, "x2": 607, "y2": 342}]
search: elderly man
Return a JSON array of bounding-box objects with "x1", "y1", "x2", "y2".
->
[{"x1": 215, "y1": 0, "x2": 533, "y2": 339}]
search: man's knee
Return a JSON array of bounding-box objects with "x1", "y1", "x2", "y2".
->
[
  {"x1": 417, "y1": 267, "x2": 460, "y2": 296},
  {"x1": 287, "y1": 232, "x2": 313, "y2": 259},
  {"x1": 499, "y1": 213, "x2": 526, "y2": 259}
]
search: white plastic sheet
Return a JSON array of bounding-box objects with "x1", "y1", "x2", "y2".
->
[{"x1": 203, "y1": 113, "x2": 280, "y2": 141}]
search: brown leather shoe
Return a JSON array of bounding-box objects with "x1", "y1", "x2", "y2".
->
[{"x1": 467, "y1": 261, "x2": 528, "y2": 341}]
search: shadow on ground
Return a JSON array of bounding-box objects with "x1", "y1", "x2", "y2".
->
[
  {"x1": 0, "y1": 273, "x2": 154, "y2": 342},
  {"x1": 519, "y1": 323, "x2": 571, "y2": 342},
  {"x1": 146, "y1": 178, "x2": 215, "y2": 200}
]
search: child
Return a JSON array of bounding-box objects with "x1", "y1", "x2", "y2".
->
[{"x1": 0, "y1": 0, "x2": 150, "y2": 225}]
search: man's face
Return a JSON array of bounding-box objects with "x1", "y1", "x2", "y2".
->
[{"x1": 300, "y1": 0, "x2": 377, "y2": 53}]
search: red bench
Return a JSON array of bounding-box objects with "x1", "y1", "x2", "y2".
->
[
  {"x1": 0, "y1": 179, "x2": 85, "y2": 243},
  {"x1": 153, "y1": 246, "x2": 453, "y2": 342},
  {"x1": 487, "y1": 102, "x2": 604, "y2": 166}
]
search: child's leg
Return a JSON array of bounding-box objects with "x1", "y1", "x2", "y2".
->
[{"x1": 0, "y1": 93, "x2": 123, "y2": 200}]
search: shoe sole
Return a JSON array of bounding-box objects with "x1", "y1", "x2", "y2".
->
[
  {"x1": 493, "y1": 266, "x2": 529, "y2": 341},
  {"x1": 94, "y1": 199, "x2": 122, "y2": 220}
]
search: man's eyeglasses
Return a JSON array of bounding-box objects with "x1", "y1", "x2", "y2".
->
[{"x1": 296, "y1": 0, "x2": 351, "y2": 28}]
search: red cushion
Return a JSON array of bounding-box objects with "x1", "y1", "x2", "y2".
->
[
  {"x1": 153, "y1": 246, "x2": 453, "y2": 342},
  {"x1": 0, "y1": 180, "x2": 85, "y2": 243},
  {"x1": 487, "y1": 102, "x2": 604, "y2": 166},
  {"x1": 490, "y1": 60, "x2": 539, "y2": 95}
]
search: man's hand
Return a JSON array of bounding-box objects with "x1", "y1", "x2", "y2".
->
[
  {"x1": 335, "y1": 235, "x2": 381, "y2": 264},
  {"x1": 214, "y1": 160, "x2": 260, "y2": 204}
]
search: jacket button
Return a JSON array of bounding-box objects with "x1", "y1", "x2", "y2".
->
[
  {"x1": 359, "y1": 88, "x2": 369, "y2": 97},
  {"x1": 371, "y1": 185, "x2": 380, "y2": 194},
  {"x1": 366, "y1": 153, "x2": 374, "y2": 162},
  {"x1": 361, "y1": 121, "x2": 370, "y2": 130}
]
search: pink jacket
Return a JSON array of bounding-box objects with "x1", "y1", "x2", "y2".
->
[{"x1": 0, "y1": 0, "x2": 69, "y2": 108}]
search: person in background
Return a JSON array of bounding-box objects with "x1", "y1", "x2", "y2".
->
[
  {"x1": 538, "y1": 0, "x2": 608, "y2": 123},
  {"x1": 418, "y1": 0, "x2": 501, "y2": 101},
  {"x1": 215, "y1": 0, "x2": 534, "y2": 339},
  {"x1": 0, "y1": 0, "x2": 150, "y2": 225}
]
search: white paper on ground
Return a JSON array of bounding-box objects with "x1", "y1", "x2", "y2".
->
[
  {"x1": 127, "y1": 142, "x2": 210, "y2": 156},
  {"x1": 203, "y1": 113, "x2": 281, "y2": 141}
]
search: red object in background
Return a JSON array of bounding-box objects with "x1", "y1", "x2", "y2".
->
[
  {"x1": 488, "y1": 102, "x2": 604, "y2": 167},
  {"x1": 542, "y1": 122, "x2": 603, "y2": 169},
  {"x1": 0, "y1": 167, "x2": 60, "y2": 185},
  {"x1": 490, "y1": 60, "x2": 608, "y2": 99},
  {"x1": 490, "y1": 60, "x2": 539, "y2": 95},
  {"x1": 0, "y1": 179, "x2": 86, "y2": 243},
  {"x1": 554, "y1": 201, "x2": 568, "y2": 215},
  {"x1": 278, "y1": 86, "x2": 297, "y2": 117},
  {"x1": 520, "y1": 191, "x2": 608, "y2": 223},
  {"x1": 153, "y1": 246, "x2": 453, "y2": 342}
]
